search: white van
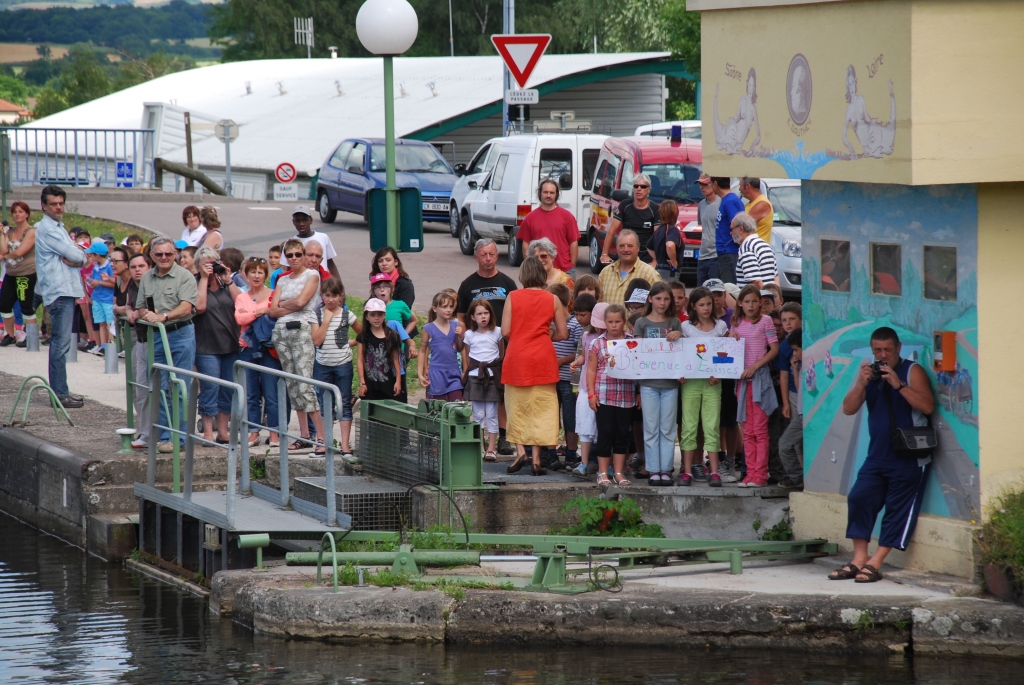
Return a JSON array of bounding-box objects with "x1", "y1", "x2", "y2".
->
[{"x1": 452, "y1": 133, "x2": 607, "y2": 264}]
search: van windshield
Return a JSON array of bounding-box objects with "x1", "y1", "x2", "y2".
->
[
  {"x1": 641, "y1": 163, "x2": 703, "y2": 204},
  {"x1": 369, "y1": 145, "x2": 453, "y2": 173}
]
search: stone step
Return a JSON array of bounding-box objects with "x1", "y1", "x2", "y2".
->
[
  {"x1": 86, "y1": 453, "x2": 240, "y2": 487},
  {"x1": 88, "y1": 479, "x2": 228, "y2": 516}
]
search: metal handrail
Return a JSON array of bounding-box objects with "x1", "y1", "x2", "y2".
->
[
  {"x1": 233, "y1": 359, "x2": 344, "y2": 526},
  {"x1": 0, "y1": 127, "x2": 155, "y2": 188}
]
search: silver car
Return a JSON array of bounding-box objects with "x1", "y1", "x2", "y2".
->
[{"x1": 764, "y1": 180, "x2": 802, "y2": 297}]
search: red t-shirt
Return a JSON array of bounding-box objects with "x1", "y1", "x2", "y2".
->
[{"x1": 517, "y1": 206, "x2": 580, "y2": 272}]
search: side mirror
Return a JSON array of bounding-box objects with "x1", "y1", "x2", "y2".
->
[
  {"x1": 611, "y1": 189, "x2": 630, "y2": 202},
  {"x1": 468, "y1": 180, "x2": 478, "y2": 189},
  {"x1": 454, "y1": 163, "x2": 467, "y2": 176},
  {"x1": 347, "y1": 165, "x2": 363, "y2": 175},
  {"x1": 559, "y1": 173, "x2": 572, "y2": 190}
]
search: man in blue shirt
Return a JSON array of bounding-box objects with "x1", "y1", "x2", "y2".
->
[
  {"x1": 712, "y1": 177, "x2": 745, "y2": 285},
  {"x1": 33, "y1": 185, "x2": 87, "y2": 408}
]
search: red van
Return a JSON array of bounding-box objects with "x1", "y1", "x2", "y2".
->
[{"x1": 587, "y1": 136, "x2": 703, "y2": 278}]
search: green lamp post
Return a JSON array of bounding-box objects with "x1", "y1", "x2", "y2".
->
[{"x1": 357, "y1": 0, "x2": 419, "y2": 250}]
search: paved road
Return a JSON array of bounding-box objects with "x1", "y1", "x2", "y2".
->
[{"x1": 48, "y1": 198, "x2": 591, "y2": 314}]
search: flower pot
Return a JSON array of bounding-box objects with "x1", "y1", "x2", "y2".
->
[{"x1": 982, "y1": 562, "x2": 1018, "y2": 603}]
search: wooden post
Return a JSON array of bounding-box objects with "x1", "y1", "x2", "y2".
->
[{"x1": 184, "y1": 112, "x2": 195, "y2": 193}]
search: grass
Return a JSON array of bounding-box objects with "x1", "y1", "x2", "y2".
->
[
  {"x1": 21, "y1": 207, "x2": 153, "y2": 245},
  {"x1": 976, "y1": 489, "x2": 1024, "y2": 587}
]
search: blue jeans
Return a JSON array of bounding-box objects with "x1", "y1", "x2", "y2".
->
[
  {"x1": 194, "y1": 351, "x2": 241, "y2": 417},
  {"x1": 45, "y1": 296, "x2": 76, "y2": 397},
  {"x1": 153, "y1": 324, "x2": 197, "y2": 443},
  {"x1": 717, "y1": 252, "x2": 738, "y2": 285},
  {"x1": 313, "y1": 360, "x2": 354, "y2": 422},
  {"x1": 240, "y1": 346, "x2": 281, "y2": 433},
  {"x1": 697, "y1": 259, "x2": 719, "y2": 286},
  {"x1": 640, "y1": 385, "x2": 678, "y2": 474}
]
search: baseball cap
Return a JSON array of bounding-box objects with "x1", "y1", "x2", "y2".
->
[
  {"x1": 760, "y1": 289, "x2": 775, "y2": 298},
  {"x1": 173, "y1": 239, "x2": 189, "y2": 249},
  {"x1": 697, "y1": 173, "x2": 712, "y2": 185},
  {"x1": 625, "y1": 288, "x2": 649, "y2": 305},
  {"x1": 85, "y1": 242, "x2": 108, "y2": 256},
  {"x1": 370, "y1": 272, "x2": 393, "y2": 286},
  {"x1": 100, "y1": 233, "x2": 116, "y2": 243},
  {"x1": 293, "y1": 205, "x2": 313, "y2": 217},
  {"x1": 702, "y1": 278, "x2": 726, "y2": 293},
  {"x1": 364, "y1": 298, "x2": 387, "y2": 313},
  {"x1": 724, "y1": 283, "x2": 742, "y2": 299},
  {"x1": 591, "y1": 302, "x2": 609, "y2": 329}
]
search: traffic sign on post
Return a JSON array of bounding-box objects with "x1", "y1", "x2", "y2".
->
[
  {"x1": 214, "y1": 119, "x2": 239, "y2": 143},
  {"x1": 505, "y1": 89, "x2": 539, "y2": 104},
  {"x1": 491, "y1": 34, "x2": 551, "y2": 88},
  {"x1": 275, "y1": 162, "x2": 296, "y2": 184}
]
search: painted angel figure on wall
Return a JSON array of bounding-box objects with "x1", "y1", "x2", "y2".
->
[
  {"x1": 714, "y1": 67, "x2": 761, "y2": 155},
  {"x1": 841, "y1": 65, "x2": 896, "y2": 159}
]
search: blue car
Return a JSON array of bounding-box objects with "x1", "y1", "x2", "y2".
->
[{"x1": 315, "y1": 138, "x2": 458, "y2": 225}]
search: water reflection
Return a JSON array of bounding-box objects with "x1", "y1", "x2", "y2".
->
[{"x1": 0, "y1": 513, "x2": 1019, "y2": 684}]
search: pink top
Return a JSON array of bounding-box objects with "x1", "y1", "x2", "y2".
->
[
  {"x1": 731, "y1": 314, "x2": 778, "y2": 368},
  {"x1": 578, "y1": 329, "x2": 602, "y2": 386},
  {"x1": 235, "y1": 288, "x2": 273, "y2": 347}
]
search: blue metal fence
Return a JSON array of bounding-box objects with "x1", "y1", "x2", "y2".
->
[{"x1": 0, "y1": 127, "x2": 155, "y2": 188}]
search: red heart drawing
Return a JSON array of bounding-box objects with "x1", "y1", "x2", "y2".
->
[{"x1": 626, "y1": 340, "x2": 638, "y2": 349}]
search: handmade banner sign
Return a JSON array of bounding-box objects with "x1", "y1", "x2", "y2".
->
[{"x1": 605, "y1": 337, "x2": 745, "y2": 380}]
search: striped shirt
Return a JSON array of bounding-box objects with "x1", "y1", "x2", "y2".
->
[
  {"x1": 736, "y1": 234, "x2": 777, "y2": 288},
  {"x1": 554, "y1": 315, "x2": 582, "y2": 382},
  {"x1": 731, "y1": 315, "x2": 778, "y2": 368},
  {"x1": 315, "y1": 308, "x2": 357, "y2": 366}
]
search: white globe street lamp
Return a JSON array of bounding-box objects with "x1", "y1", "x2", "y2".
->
[{"x1": 357, "y1": 0, "x2": 418, "y2": 250}]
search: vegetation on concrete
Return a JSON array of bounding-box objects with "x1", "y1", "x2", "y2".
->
[
  {"x1": 753, "y1": 508, "x2": 794, "y2": 542},
  {"x1": 977, "y1": 489, "x2": 1024, "y2": 589},
  {"x1": 327, "y1": 561, "x2": 514, "y2": 597},
  {"x1": 554, "y1": 496, "x2": 665, "y2": 538}
]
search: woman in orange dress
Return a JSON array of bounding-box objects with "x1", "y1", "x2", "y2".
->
[{"x1": 501, "y1": 257, "x2": 568, "y2": 475}]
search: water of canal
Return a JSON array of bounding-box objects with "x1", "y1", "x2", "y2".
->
[{"x1": 0, "y1": 513, "x2": 1019, "y2": 684}]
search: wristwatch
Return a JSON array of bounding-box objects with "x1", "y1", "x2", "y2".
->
[{"x1": 898, "y1": 381, "x2": 908, "y2": 390}]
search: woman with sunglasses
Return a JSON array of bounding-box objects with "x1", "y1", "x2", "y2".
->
[
  {"x1": 235, "y1": 256, "x2": 281, "y2": 448},
  {"x1": 267, "y1": 239, "x2": 325, "y2": 452},
  {"x1": 599, "y1": 172, "x2": 661, "y2": 266}
]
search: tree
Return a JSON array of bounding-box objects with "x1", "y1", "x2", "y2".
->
[
  {"x1": 0, "y1": 74, "x2": 29, "y2": 106},
  {"x1": 114, "y1": 51, "x2": 196, "y2": 91}
]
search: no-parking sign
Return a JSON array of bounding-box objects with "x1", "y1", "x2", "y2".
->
[{"x1": 275, "y1": 162, "x2": 297, "y2": 184}]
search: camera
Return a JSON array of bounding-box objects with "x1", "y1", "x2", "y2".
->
[
  {"x1": 870, "y1": 361, "x2": 885, "y2": 380},
  {"x1": 212, "y1": 261, "x2": 228, "y2": 276}
]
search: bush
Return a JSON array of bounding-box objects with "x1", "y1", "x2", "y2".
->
[
  {"x1": 977, "y1": 490, "x2": 1024, "y2": 588},
  {"x1": 554, "y1": 496, "x2": 664, "y2": 538}
]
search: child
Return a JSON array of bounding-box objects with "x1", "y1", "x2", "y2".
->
[
  {"x1": 178, "y1": 246, "x2": 198, "y2": 275},
  {"x1": 549, "y1": 282, "x2": 581, "y2": 470},
  {"x1": 371, "y1": 272, "x2": 416, "y2": 336},
  {"x1": 587, "y1": 304, "x2": 636, "y2": 486},
  {"x1": 760, "y1": 289, "x2": 778, "y2": 316},
  {"x1": 679, "y1": 286, "x2": 731, "y2": 486},
  {"x1": 74, "y1": 229, "x2": 98, "y2": 353},
  {"x1": 624, "y1": 280, "x2": 650, "y2": 318},
  {"x1": 668, "y1": 280, "x2": 688, "y2": 322},
  {"x1": 568, "y1": 295, "x2": 599, "y2": 477},
  {"x1": 777, "y1": 302, "x2": 804, "y2": 488},
  {"x1": 125, "y1": 234, "x2": 144, "y2": 255},
  {"x1": 461, "y1": 298, "x2": 504, "y2": 460},
  {"x1": 633, "y1": 282, "x2": 683, "y2": 486},
  {"x1": 418, "y1": 290, "x2": 464, "y2": 401},
  {"x1": 85, "y1": 242, "x2": 115, "y2": 348},
  {"x1": 356, "y1": 298, "x2": 403, "y2": 401},
  {"x1": 311, "y1": 278, "x2": 362, "y2": 458},
  {"x1": 268, "y1": 245, "x2": 282, "y2": 278},
  {"x1": 764, "y1": 283, "x2": 784, "y2": 311},
  {"x1": 777, "y1": 328, "x2": 803, "y2": 489},
  {"x1": 572, "y1": 274, "x2": 601, "y2": 303},
  {"x1": 730, "y1": 284, "x2": 779, "y2": 488}
]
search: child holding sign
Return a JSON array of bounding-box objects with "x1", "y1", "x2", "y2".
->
[
  {"x1": 678, "y1": 286, "x2": 731, "y2": 486},
  {"x1": 730, "y1": 284, "x2": 780, "y2": 488},
  {"x1": 633, "y1": 282, "x2": 683, "y2": 486},
  {"x1": 586, "y1": 304, "x2": 636, "y2": 486}
]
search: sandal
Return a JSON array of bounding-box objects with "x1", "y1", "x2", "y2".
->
[
  {"x1": 827, "y1": 562, "x2": 860, "y2": 580},
  {"x1": 288, "y1": 438, "x2": 309, "y2": 451},
  {"x1": 483, "y1": 451, "x2": 497, "y2": 462},
  {"x1": 854, "y1": 564, "x2": 883, "y2": 583},
  {"x1": 248, "y1": 434, "x2": 262, "y2": 447},
  {"x1": 596, "y1": 473, "x2": 612, "y2": 486},
  {"x1": 613, "y1": 472, "x2": 631, "y2": 486}
]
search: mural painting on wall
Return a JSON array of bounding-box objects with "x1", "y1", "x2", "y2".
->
[{"x1": 801, "y1": 181, "x2": 979, "y2": 524}]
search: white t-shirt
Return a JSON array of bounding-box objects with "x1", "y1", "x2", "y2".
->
[
  {"x1": 315, "y1": 308, "x2": 358, "y2": 366},
  {"x1": 680, "y1": 319, "x2": 730, "y2": 338},
  {"x1": 298, "y1": 232, "x2": 337, "y2": 262},
  {"x1": 463, "y1": 327, "x2": 503, "y2": 376},
  {"x1": 181, "y1": 225, "x2": 207, "y2": 247}
]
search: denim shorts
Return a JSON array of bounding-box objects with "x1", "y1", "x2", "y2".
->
[{"x1": 313, "y1": 360, "x2": 354, "y2": 421}]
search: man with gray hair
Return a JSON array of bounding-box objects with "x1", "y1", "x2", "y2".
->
[
  {"x1": 597, "y1": 229, "x2": 662, "y2": 305},
  {"x1": 600, "y1": 172, "x2": 660, "y2": 265},
  {"x1": 731, "y1": 211, "x2": 777, "y2": 289}
]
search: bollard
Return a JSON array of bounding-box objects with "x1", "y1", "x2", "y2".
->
[
  {"x1": 67, "y1": 340, "x2": 77, "y2": 363},
  {"x1": 104, "y1": 342, "x2": 119, "y2": 374},
  {"x1": 25, "y1": 322, "x2": 40, "y2": 352},
  {"x1": 356, "y1": 567, "x2": 367, "y2": 587},
  {"x1": 238, "y1": 533, "x2": 270, "y2": 572},
  {"x1": 729, "y1": 549, "x2": 743, "y2": 575}
]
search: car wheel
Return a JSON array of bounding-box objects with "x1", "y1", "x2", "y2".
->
[
  {"x1": 507, "y1": 227, "x2": 524, "y2": 267},
  {"x1": 449, "y1": 204, "x2": 460, "y2": 237},
  {"x1": 458, "y1": 215, "x2": 478, "y2": 256},
  {"x1": 589, "y1": 232, "x2": 605, "y2": 274},
  {"x1": 317, "y1": 191, "x2": 337, "y2": 224}
]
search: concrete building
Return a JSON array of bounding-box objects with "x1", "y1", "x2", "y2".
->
[
  {"x1": 26, "y1": 54, "x2": 692, "y2": 200},
  {"x1": 689, "y1": 0, "x2": 1024, "y2": 578}
]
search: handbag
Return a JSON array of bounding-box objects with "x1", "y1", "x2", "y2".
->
[{"x1": 885, "y1": 383, "x2": 937, "y2": 459}]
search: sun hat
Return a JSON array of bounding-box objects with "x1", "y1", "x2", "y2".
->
[
  {"x1": 364, "y1": 298, "x2": 387, "y2": 313},
  {"x1": 591, "y1": 302, "x2": 609, "y2": 329}
]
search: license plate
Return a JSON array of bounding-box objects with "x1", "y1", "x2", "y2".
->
[
  {"x1": 423, "y1": 202, "x2": 448, "y2": 212},
  {"x1": 683, "y1": 249, "x2": 695, "y2": 259}
]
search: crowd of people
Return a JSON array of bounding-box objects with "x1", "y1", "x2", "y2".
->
[{"x1": 3, "y1": 179, "x2": 803, "y2": 490}]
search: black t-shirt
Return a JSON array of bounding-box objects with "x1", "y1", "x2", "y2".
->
[
  {"x1": 615, "y1": 200, "x2": 661, "y2": 263},
  {"x1": 646, "y1": 224, "x2": 682, "y2": 269},
  {"x1": 193, "y1": 275, "x2": 241, "y2": 356},
  {"x1": 457, "y1": 271, "x2": 518, "y2": 324}
]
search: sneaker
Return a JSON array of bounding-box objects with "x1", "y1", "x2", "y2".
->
[
  {"x1": 90, "y1": 344, "x2": 105, "y2": 356},
  {"x1": 718, "y1": 457, "x2": 739, "y2": 483},
  {"x1": 780, "y1": 478, "x2": 804, "y2": 490},
  {"x1": 563, "y1": 450, "x2": 580, "y2": 467},
  {"x1": 678, "y1": 472, "x2": 693, "y2": 486},
  {"x1": 80, "y1": 340, "x2": 96, "y2": 353},
  {"x1": 131, "y1": 438, "x2": 148, "y2": 449},
  {"x1": 586, "y1": 461, "x2": 598, "y2": 475},
  {"x1": 118, "y1": 350, "x2": 126, "y2": 358},
  {"x1": 570, "y1": 462, "x2": 588, "y2": 478},
  {"x1": 708, "y1": 472, "x2": 722, "y2": 488},
  {"x1": 15, "y1": 338, "x2": 27, "y2": 348},
  {"x1": 41, "y1": 337, "x2": 51, "y2": 346},
  {"x1": 157, "y1": 442, "x2": 175, "y2": 454},
  {"x1": 14, "y1": 330, "x2": 26, "y2": 343},
  {"x1": 0, "y1": 334, "x2": 15, "y2": 347},
  {"x1": 497, "y1": 437, "x2": 515, "y2": 456},
  {"x1": 627, "y1": 454, "x2": 645, "y2": 472},
  {"x1": 691, "y1": 463, "x2": 708, "y2": 482}
]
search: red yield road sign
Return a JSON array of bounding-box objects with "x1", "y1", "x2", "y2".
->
[
  {"x1": 275, "y1": 162, "x2": 297, "y2": 183},
  {"x1": 491, "y1": 34, "x2": 551, "y2": 89}
]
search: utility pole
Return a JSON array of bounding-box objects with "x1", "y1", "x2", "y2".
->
[
  {"x1": 183, "y1": 112, "x2": 195, "y2": 193},
  {"x1": 502, "y1": 0, "x2": 514, "y2": 136}
]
